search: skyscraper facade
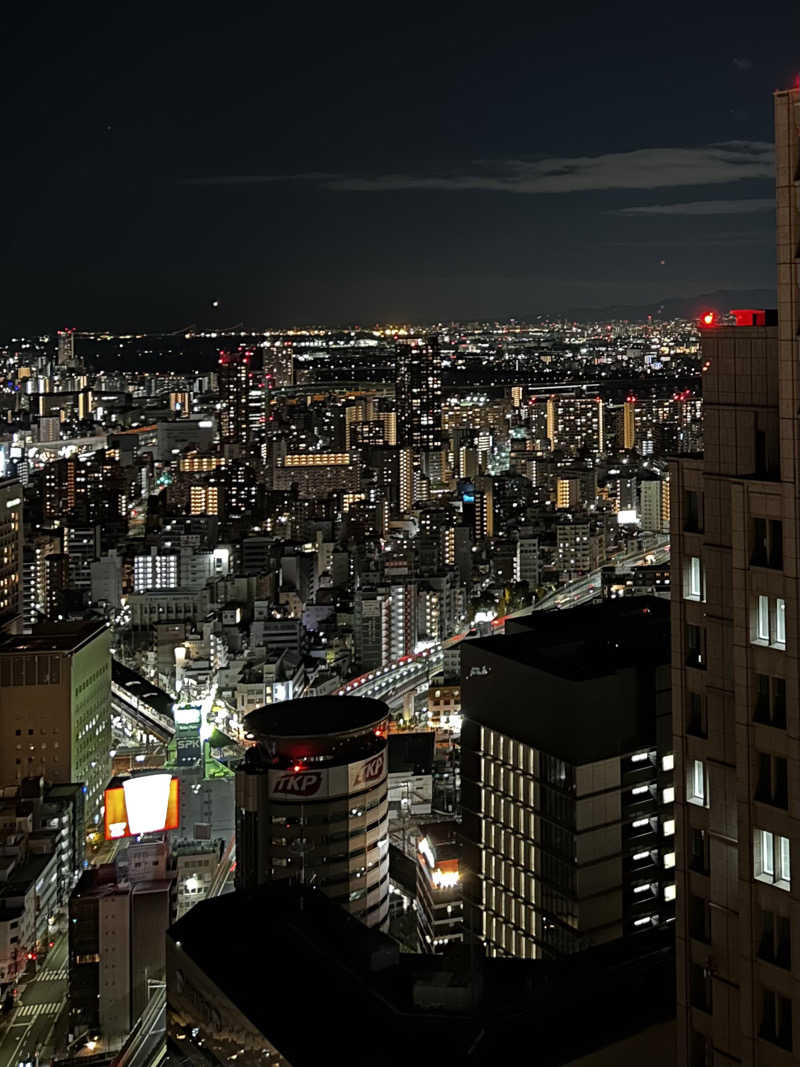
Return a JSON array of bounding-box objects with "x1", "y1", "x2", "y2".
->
[
  {"x1": 395, "y1": 336, "x2": 443, "y2": 454},
  {"x1": 671, "y1": 87, "x2": 799, "y2": 1066},
  {"x1": 218, "y1": 349, "x2": 252, "y2": 448},
  {"x1": 235, "y1": 695, "x2": 391, "y2": 929},
  {"x1": 57, "y1": 328, "x2": 75, "y2": 367}
]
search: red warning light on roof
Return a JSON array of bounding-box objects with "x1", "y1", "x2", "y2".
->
[{"x1": 701, "y1": 311, "x2": 716, "y2": 326}]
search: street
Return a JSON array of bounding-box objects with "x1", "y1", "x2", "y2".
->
[{"x1": 0, "y1": 935, "x2": 67, "y2": 1067}]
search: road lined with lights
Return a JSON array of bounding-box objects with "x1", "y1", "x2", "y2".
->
[
  {"x1": 0, "y1": 934, "x2": 67, "y2": 1067},
  {"x1": 337, "y1": 535, "x2": 670, "y2": 707}
]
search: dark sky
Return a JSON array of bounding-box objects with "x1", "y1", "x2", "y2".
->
[{"x1": 1, "y1": 2, "x2": 797, "y2": 331}]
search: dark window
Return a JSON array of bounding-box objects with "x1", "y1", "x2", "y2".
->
[
  {"x1": 755, "y1": 429, "x2": 767, "y2": 477},
  {"x1": 687, "y1": 692, "x2": 708, "y2": 737},
  {"x1": 684, "y1": 490, "x2": 703, "y2": 533},
  {"x1": 754, "y1": 674, "x2": 787, "y2": 728},
  {"x1": 756, "y1": 753, "x2": 789, "y2": 809},
  {"x1": 686, "y1": 625, "x2": 706, "y2": 670},
  {"x1": 690, "y1": 962, "x2": 712, "y2": 1013},
  {"x1": 760, "y1": 987, "x2": 792, "y2": 1050},
  {"x1": 751, "y1": 518, "x2": 783, "y2": 569},
  {"x1": 689, "y1": 827, "x2": 709, "y2": 875},
  {"x1": 759, "y1": 909, "x2": 791, "y2": 970},
  {"x1": 689, "y1": 893, "x2": 711, "y2": 943},
  {"x1": 689, "y1": 1030, "x2": 711, "y2": 1067}
]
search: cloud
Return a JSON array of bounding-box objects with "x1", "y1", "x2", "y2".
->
[
  {"x1": 614, "y1": 197, "x2": 775, "y2": 216},
  {"x1": 183, "y1": 141, "x2": 774, "y2": 196},
  {"x1": 733, "y1": 57, "x2": 753, "y2": 71}
]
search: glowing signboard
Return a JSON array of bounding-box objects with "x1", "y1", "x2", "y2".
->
[{"x1": 104, "y1": 773, "x2": 179, "y2": 840}]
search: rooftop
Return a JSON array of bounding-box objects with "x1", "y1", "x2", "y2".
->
[
  {"x1": 167, "y1": 883, "x2": 675, "y2": 1067},
  {"x1": 0, "y1": 620, "x2": 108, "y2": 656},
  {"x1": 244, "y1": 694, "x2": 388, "y2": 740},
  {"x1": 462, "y1": 597, "x2": 670, "y2": 764}
]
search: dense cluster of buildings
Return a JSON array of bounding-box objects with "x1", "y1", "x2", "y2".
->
[{"x1": 0, "y1": 80, "x2": 792, "y2": 1067}]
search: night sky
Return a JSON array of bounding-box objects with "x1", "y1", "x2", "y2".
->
[{"x1": 1, "y1": 3, "x2": 797, "y2": 332}]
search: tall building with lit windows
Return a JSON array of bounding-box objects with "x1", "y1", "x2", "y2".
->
[
  {"x1": 235, "y1": 696, "x2": 390, "y2": 930},
  {"x1": 461, "y1": 597, "x2": 673, "y2": 960},
  {"x1": 395, "y1": 335, "x2": 443, "y2": 454},
  {"x1": 0, "y1": 479, "x2": 23, "y2": 634},
  {"x1": 218, "y1": 349, "x2": 252, "y2": 448},
  {"x1": 0, "y1": 621, "x2": 111, "y2": 827},
  {"x1": 57, "y1": 328, "x2": 75, "y2": 367},
  {"x1": 670, "y1": 87, "x2": 800, "y2": 1066}
]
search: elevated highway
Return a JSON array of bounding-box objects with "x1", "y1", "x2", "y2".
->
[{"x1": 337, "y1": 536, "x2": 670, "y2": 707}]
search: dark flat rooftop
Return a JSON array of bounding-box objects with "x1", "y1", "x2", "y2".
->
[
  {"x1": 0, "y1": 621, "x2": 108, "y2": 655},
  {"x1": 167, "y1": 884, "x2": 675, "y2": 1067},
  {"x1": 462, "y1": 597, "x2": 670, "y2": 764},
  {"x1": 244, "y1": 695, "x2": 388, "y2": 739}
]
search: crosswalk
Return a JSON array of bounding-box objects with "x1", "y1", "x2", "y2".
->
[
  {"x1": 14, "y1": 1001, "x2": 62, "y2": 1019},
  {"x1": 35, "y1": 967, "x2": 67, "y2": 982}
]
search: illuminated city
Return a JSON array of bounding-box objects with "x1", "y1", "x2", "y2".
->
[{"x1": 0, "y1": 5, "x2": 796, "y2": 1067}]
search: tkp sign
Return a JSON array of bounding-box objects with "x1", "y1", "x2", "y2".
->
[
  {"x1": 350, "y1": 752, "x2": 385, "y2": 789},
  {"x1": 271, "y1": 771, "x2": 323, "y2": 797}
]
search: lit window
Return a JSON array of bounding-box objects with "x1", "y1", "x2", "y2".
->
[
  {"x1": 755, "y1": 828, "x2": 791, "y2": 890},
  {"x1": 662, "y1": 754, "x2": 674, "y2": 772},
  {"x1": 664, "y1": 852, "x2": 675, "y2": 869},
  {"x1": 662, "y1": 787, "x2": 675, "y2": 805},
  {"x1": 688, "y1": 760, "x2": 706, "y2": 807},
  {"x1": 663, "y1": 819, "x2": 675, "y2": 836},
  {"x1": 757, "y1": 596, "x2": 770, "y2": 642},
  {"x1": 664, "y1": 883, "x2": 676, "y2": 902},
  {"x1": 776, "y1": 598, "x2": 786, "y2": 646},
  {"x1": 687, "y1": 556, "x2": 702, "y2": 600}
]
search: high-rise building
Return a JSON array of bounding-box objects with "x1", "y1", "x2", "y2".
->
[
  {"x1": 461, "y1": 598, "x2": 674, "y2": 960},
  {"x1": 623, "y1": 396, "x2": 636, "y2": 450},
  {"x1": 57, "y1": 328, "x2": 75, "y2": 367},
  {"x1": 235, "y1": 696, "x2": 390, "y2": 929},
  {"x1": 0, "y1": 479, "x2": 23, "y2": 634},
  {"x1": 218, "y1": 349, "x2": 252, "y2": 448},
  {"x1": 670, "y1": 87, "x2": 800, "y2": 1066},
  {"x1": 416, "y1": 822, "x2": 463, "y2": 953},
  {"x1": 395, "y1": 336, "x2": 443, "y2": 453},
  {"x1": 0, "y1": 621, "x2": 112, "y2": 826}
]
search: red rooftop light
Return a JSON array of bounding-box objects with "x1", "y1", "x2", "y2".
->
[{"x1": 701, "y1": 311, "x2": 716, "y2": 326}]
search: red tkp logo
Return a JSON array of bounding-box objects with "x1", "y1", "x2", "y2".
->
[
  {"x1": 272, "y1": 772, "x2": 322, "y2": 797},
  {"x1": 352, "y1": 753, "x2": 384, "y2": 787}
]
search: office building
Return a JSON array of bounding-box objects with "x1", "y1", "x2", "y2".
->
[
  {"x1": 417, "y1": 822, "x2": 463, "y2": 952},
  {"x1": 461, "y1": 597, "x2": 674, "y2": 960},
  {"x1": 0, "y1": 480, "x2": 23, "y2": 634},
  {"x1": 670, "y1": 86, "x2": 800, "y2": 1066},
  {"x1": 69, "y1": 840, "x2": 173, "y2": 1045},
  {"x1": 235, "y1": 695, "x2": 390, "y2": 929},
  {"x1": 396, "y1": 336, "x2": 443, "y2": 453},
  {"x1": 0, "y1": 621, "x2": 112, "y2": 826}
]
